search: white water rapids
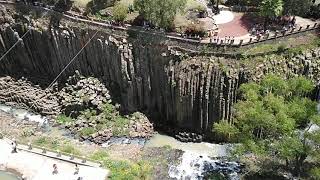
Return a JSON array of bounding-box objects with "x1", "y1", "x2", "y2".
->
[
  {"x1": 0, "y1": 104, "x2": 48, "y2": 126},
  {"x1": 146, "y1": 134, "x2": 240, "y2": 180},
  {"x1": 168, "y1": 151, "x2": 240, "y2": 180}
]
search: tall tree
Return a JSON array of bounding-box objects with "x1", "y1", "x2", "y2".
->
[{"x1": 134, "y1": 0, "x2": 187, "y2": 30}]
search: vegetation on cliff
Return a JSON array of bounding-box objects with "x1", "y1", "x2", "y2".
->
[{"x1": 214, "y1": 75, "x2": 320, "y2": 178}]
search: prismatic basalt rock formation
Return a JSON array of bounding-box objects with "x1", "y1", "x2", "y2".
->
[{"x1": 0, "y1": 5, "x2": 320, "y2": 137}]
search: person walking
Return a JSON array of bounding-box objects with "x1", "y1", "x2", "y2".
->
[
  {"x1": 74, "y1": 164, "x2": 79, "y2": 175},
  {"x1": 11, "y1": 139, "x2": 17, "y2": 153},
  {"x1": 52, "y1": 164, "x2": 58, "y2": 175}
]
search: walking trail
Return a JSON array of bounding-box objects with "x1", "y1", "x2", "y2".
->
[{"x1": 0, "y1": 139, "x2": 108, "y2": 180}]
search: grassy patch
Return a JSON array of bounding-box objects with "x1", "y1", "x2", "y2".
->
[
  {"x1": 242, "y1": 33, "x2": 320, "y2": 56},
  {"x1": 56, "y1": 114, "x2": 73, "y2": 124},
  {"x1": 60, "y1": 144, "x2": 81, "y2": 155},
  {"x1": 79, "y1": 127, "x2": 96, "y2": 136},
  {"x1": 33, "y1": 136, "x2": 61, "y2": 150},
  {"x1": 90, "y1": 150, "x2": 152, "y2": 180}
]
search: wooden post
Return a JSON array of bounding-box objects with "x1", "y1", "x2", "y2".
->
[
  {"x1": 239, "y1": 39, "x2": 243, "y2": 46},
  {"x1": 266, "y1": 33, "x2": 270, "y2": 39},
  {"x1": 82, "y1": 156, "x2": 87, "y2": 163},
  {"x1": 57, "y1": 150, "x2": 61, "y2": 157},
  {"x1": 70, "y1": 154, "x2": 74, "y2": 160},
  {"x1": 42, "y1": 147, "x2": 46, "y2": 154},
  {"x1": 306, "y1": 25, "x2": 310, "y2": 29},
  {"x1": 298, "y1": 26, "x2": 302, "y2": 31},
  {"x1": 28, "y1": 142, "x2": 32, "y2": 150}
]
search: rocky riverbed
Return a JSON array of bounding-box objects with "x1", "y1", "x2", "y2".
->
[{"x1": 0, "y1": 74, "x2": 154, "y2": 145}]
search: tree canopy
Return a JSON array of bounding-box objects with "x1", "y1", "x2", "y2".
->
[
  {"x1": 213, "y1": 75, "x2": 320, "y2": 177},
  {"x1": 283, "y1": 0, "x2": 313, "y2": 16},
  {"x1": 259, "y1": 0, "x2": 284, "y2": 19},
  {"x1": 133, "y1": 0, "x2": 187, "y2": 30}
]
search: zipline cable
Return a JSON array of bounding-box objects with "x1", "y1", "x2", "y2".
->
[{"x1": 47, "y1": 30, "x2": 98, "y2": 89}]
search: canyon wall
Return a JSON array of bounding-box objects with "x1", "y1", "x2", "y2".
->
[{"x1": 0, "y1": 6, "x2": 320, "y2": 134}]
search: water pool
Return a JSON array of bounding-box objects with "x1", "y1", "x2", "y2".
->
[{"x1": 0, "y1": 170, "x2": 20, "y2": 180}]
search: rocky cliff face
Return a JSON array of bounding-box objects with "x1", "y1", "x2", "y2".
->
[{"x1": 0, "y1": 6, "x2": 320, "y2": 135}]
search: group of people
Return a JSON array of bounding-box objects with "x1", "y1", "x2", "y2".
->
[
  {"x1": 209, "y1": 35, "x2": 236, "y2": 45},
  {"x1": 250, "y1": 16, "x2": 297, "y2": 38}
]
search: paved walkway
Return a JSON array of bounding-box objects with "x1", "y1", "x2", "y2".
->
[
  {"x1": 217, "y1": 13, "x2": 251, "y2": 37},
  {"x1": 0, "y1": 139, "x2": 108, "y2": 180}
]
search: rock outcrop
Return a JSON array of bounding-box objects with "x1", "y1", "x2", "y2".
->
[
  {"x1": 58, "y1": 71, "x2": 111, "y2": 116},
  {"x1": 0, "y1": 76, "x2": 60, "y2": 115},
  {"x1": 0, "y1": 5, "x2": 320, "y2": 136}
]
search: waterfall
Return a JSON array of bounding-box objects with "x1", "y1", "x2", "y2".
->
[{"x1": 168, "y1": 151, "x2": 240, "y2": 180}]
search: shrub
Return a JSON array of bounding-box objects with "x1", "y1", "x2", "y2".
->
[
  {"x1": 308, "y1": 4, "x2": 320, "y2": 19},
  {"x1": 34, "y1": 136, "x2": 49, "y2": 146},
  {"x1": 310, "y1": 167, "x2": 320, "y2": 180},
  {"x1": 79, "y1": 127, "x2": 95, "y2": 136},
  {"x1": 21, "y1": 128, "x2": 34, "y2": 137},
  {"x1": 185, "y1": 22, "x2": 206, "y2": 37},
  {"x1": 277, "y1": 44, "x2": 287, "y2": 53},
  {"x1": 104, "y1": 160, "x2": 152, "y2": 180},
  {"x1": 90, "y1": 150, "x2": 109, "y2": 161},
  {"x1": 113, "y1": 2, "x2": 129, "y2": 22},
  {"x1": 56, "y1": 114, "x2": 73, "y2": 124}
]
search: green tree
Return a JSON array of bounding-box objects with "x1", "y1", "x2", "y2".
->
[
  {"x1": 113, "y1": 2, "x2": 128, "y2": 22},
  {"x1": 259, "y1": 0, "x2": 283, "y2": 29},
  {"x1": 134, "y1": 0, "x2": 187, "y2": 30},
  {"x1": 283, "y1": 0, "x2": 313, "y2": 16},
  {"x1": 213, "y1": 121, "x2": 239, "y2": 142},
  {"x1": 259, "y1": 0, "x2": 283, "y2": 18},
  {"x1": 224, "y1": 75, "x2": 320, "y2": 177}
]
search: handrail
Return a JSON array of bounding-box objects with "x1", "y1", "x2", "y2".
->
[{"x1": 0, "y1": 133, "x2": 103, "y2": 166}]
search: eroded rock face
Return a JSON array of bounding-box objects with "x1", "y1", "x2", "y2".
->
[
  {"x1": 0, "y1": 76, "x2": 60, "y2": 116},
  {"x1": 0, "y1": 5, "x2": 320, "y2": 135}
]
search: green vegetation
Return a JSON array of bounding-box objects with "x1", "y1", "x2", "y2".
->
[
  {"x1": 56, "y1": 114, "x2": 73, "y2": 124},
  {"x1": 259, "y1": 0, "x2": 283, "y2": 19},
  {"x1": 112, "y1": 1, "x2": 129, "y2": 22},
  {"x1": 90, "y1": 150, "x2": 152, "y2": 180},
  {"x1": 241, "y1": 35, "x2": 320, "y2": 56},
  {"x1": 58, "y1": 102, "x2": 130, "y2": 137},
  {"x1": 134, "y1": 0, "x2": 187, "y2": 30},
  {"x1": 213, "y1": 75, "x2": 320, "y2": 177},
  {"x1": 283, "y1": 0, "x2": 313, "y2": 16},
  {"x1": 33, "y1": 136, "x2": 81, "y2": 155},
  {"x1": 79, "y1": 127, "x2": 96, "y2": 136}
]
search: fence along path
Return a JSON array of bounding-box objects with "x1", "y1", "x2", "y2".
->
[{"x1": 0, "y1": 0, "x2": 319, "y2": 49}]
